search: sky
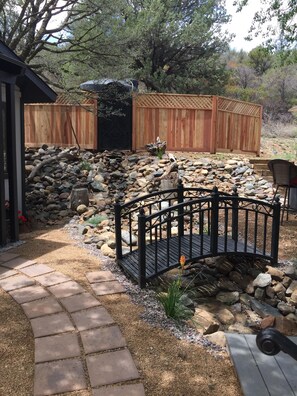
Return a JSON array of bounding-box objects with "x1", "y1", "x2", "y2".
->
[{"x1": 225, "y1": 0, "x2": 268, "y2": 52}]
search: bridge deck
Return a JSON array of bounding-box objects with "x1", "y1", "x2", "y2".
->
[{"x1": 118, "y1": 234, "x2": 260, "y2": 282}]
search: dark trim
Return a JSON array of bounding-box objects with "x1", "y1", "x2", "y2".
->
[
  {"x1": 6, "y1": 83, "x2": 19, "y2": 241},
  {"x1": 20, "y1": 98, "x2": 26, "y2": 217},
  {"x1": 0, "y1": 82, "x2": 6, "y2": 245}
]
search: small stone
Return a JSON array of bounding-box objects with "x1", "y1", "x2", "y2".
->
[
  {"x1": 216, "y1": 291, "x2": 239, "y2": 305},
  {"x1": 273, "y1": 283, "x2": 286, "y2": 294},
  {"x1": 265, "y1": 285, "x2": 275, "y2": 299},
  {"x1": 274, "y1": 316, "x2": 297, "y2": 336},
  {"x1": 121, "y1": 230, "x2": 137, "y2": 246},
  {"x1": 192, "y1": 308, "x2": 220, "y2": 335},
  {"x1": 76, "y1": 204, "x2": 88, "y2": 214},
  {"x1": 277, "y1": 302, "x2": 295, "y2": 315},
  {"x1": 266, "y1": 266, "x2": 284, "y2": 281},
  {"x1": 216, "y1": 308, "x2": 235, "y2": 325},
  {"x1": 100, "y1": 244, "x2": 115, "y2": 258},
  {"x1": 205, "y1": 331, "x2": 226, "y2": 347},
  {"x1": 253, "y1": 273, "x2": 272, "y2": 288},
  {"x1": 282, "y1": 276, "x2": 292, "y2": 288},
  {"x1": 254, "y1": 287, "x2": 265, "y2": 301},
  {"x1": 286, "y1": 313, "x2": 297, "y2": 324},
  {"x1": 260, "y1": 316, "x2": 275, "y2": 329},
  {"x1": 286, "y1": 280, "x2": 297, "y2": 295}
]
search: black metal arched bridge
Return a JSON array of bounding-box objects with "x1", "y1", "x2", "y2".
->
[{"x1": 114, "y1": 181, "x2": 281, "y2": 288}]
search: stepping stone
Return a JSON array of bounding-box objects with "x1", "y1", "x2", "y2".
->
[
  {"x1": 20, "y1": 264, "x2": 54, "y2": 277},
  {"x1": 31, "y1": 312, "x2": 75, "y2": 337},
  {"x1": 1, "y1": 257, "x2": 36, "y2": 269},
  {"x1": 48, "y1": 280, "x2": 85, "y2": 299},
  {"x1": 91, "y1": 281, "x2": 126, "y2": 296},
  {"x1": 34, "y1": 358, "x2": 87, "y2": 395},
  {"x1": 10, "y1": 285, "x2": 49, "y2": 303},
  {"x1": 0, "y1": 274, "x2": 35, "y2": 291},
  {"x1": 22, "y1": 297, "x2": 63, "y2": 319},
  {"x1": 0, "y1": 267, "x2": 18, "y2": 279},
  {"x1": 86, "y1": 271, "x2": 116, "y2": 283},
  {"x1": 71, "y1": 306, "x2": 114, "y2": 331},
  {"x1": 86, "y1": 349, "x2": 140, "y2": 387},
  {"x1": 35, "y1": 333, "x2": 81, "y2": 363},
  {"x1": 60, "y1": 292, "x2": 101, "y2": 313},
  {"x1": 81, "y1": 325, "x2": 127, "y2": 354},
  {"x1": 0, "y1": 252, "x2": 19, "y2": 262},
  {"x1": 92, "y1": 384, "x2": 145, "y2": 396},
  {"x1": 34, "y1": 271, "x2": 72, "y2": 287}
]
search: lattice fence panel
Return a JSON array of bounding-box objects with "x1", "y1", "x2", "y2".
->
[
  {"x1": 217, "y1": 96, "x2": 261, "y2": 117},
  {"x1": 135, "y1": 93, "x2": 213, "y2": 110}
]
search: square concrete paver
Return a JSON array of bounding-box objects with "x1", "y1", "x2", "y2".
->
[
  {"x1": 35, "y1": 333, "x2": 81, "y2": 363},
  {"x1": 81, "y1": 325, "x2": 127, "y2": 354},
  {"x1": 9, "y1": 285, "x2": 49, "y2": 303},
  {"x1": 34, "y1": 271, "x2": 72, "y2": 287},
  {"x1": 22, "y1": 297, "x2": 63, "y2": 319},
  {"x1": 0, "y1": 267, "x2": 18, "y2": 279},
  {"x1": 71, "y1": 306, "x2": 114, "y2": 331},
  {"x1": 91, "y1": 281, "x2": 126, "y2": 296},
  {"x1": 31, "y1": 312, "x2": 75, "y2": 337},
  {"x1": 20, "y1": 264, "x2": 54, "y2": 277},
  {"x1": 0, "y1": 252, "x2": 19, "y2": 262},
  {"x1": 1, "y1": 257, "x2": 36, "y2": 269},
  {"x1": 86, "y1": 349, "x2": 140, "y2": 387},
  {"x1": 48, "y1": 280, "x2": 85, "y2": 299},
  {"x1": 0, "y1": 274, "x2": 35, "y2": 291},
  {"x1": 34, "y1": 358, "x2": 87, "y2": 395},
  {"x1": 86, "y1": 271, "x2": 116, "y2": 283},
  {"x1": 60, "y1": 292, "x2": 101, "y2": 313},
  {"x1": 92, "y1": 384, "x2": 145, "y2": 396}
]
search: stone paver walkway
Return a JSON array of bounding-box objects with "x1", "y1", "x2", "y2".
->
[{"x1": 0, "y1": 251, "x2": 145, "y2": 396}]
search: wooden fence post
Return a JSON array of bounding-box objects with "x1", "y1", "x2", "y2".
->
[
  {"x1": 210, "y1": 96, "x2": 217, "y2": 154},
  {"x1": 132, "y1": 94, "x2": 137, "y2": 152},
  {"x1": 138, "y1": 208, "x2": 147, "y2": 288}
]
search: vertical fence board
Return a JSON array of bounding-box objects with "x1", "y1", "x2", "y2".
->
[
  {"x1": 133, "y1": 93, "x2": 261, "y2": 154},
  {"x1": 25, "y1": 101, "x2": 97, "y2": 149}
]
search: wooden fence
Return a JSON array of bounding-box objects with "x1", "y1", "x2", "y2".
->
[
  {"x1": 132, "y1": 93, "x2": 262, "y2": 155},
  {"x1": 24, "y1": 99, "x2": 97, "y2": 149},
  {"x1": 24, "y1": 93, "x2": 262, "y2": 155}
]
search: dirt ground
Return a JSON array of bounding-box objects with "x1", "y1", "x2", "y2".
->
[{"x1": 1, "y1": 137, "x2": 297, "y2": 396}]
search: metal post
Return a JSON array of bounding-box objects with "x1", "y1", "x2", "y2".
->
[
  {"x1": 114, "y1": 197, "x2": 123, "y2": 260},
  {"x1": 231, "y1": 186, "x2": 239, "y2": 243},
  {"x1": 210, "y1": 186, "x2": 219, "y2": 255},
  {"x1": 271, "y1": 196, "x2": 280, "y2": 265},
  {"x1": 177, "y1": 179, "x2": 184, "y2": 237},
  {"x1": 138, "y1": 208, "x2": 147, "y2": 288}
]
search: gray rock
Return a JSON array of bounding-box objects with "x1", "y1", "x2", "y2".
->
[
  {"x1": 253, "y1": 273, "x2": 272, "y2": 288},
  {"x1": 216, "y1": 291, "x2": 239, "y2": 305},
  {"x1": 277, "y1": 302, "x2": 295, "y2": 315},
  {"x1": 250, "y1": 297, "x2": 282, "y2": 318},
  {"x1": 121, "y1": 230, "x2": 137, "y2": 246}
]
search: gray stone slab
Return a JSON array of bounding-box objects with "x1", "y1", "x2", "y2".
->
[
  {"x1": 34, "y1": 271, "x2": 72, "y2": 287},
  {"x1": 86, "y1": 349, "x2": 140, "y2": 387},
  {"x1": 86, "y1": 271, "x2": 116, "y2": 283},
  {"x1": 9, "y1": 285, "x2": 49, "y2": 304},
  {"x1": 34, "y1": 358, "x2": 87, "y2": 395},
  {"x1": 81, "y1": 325, "x2": 127, "y2": 354},
  {"x1": 0, "y1": 274, "x2": 35, "y2": 291},
  {"x1": 92, "y1": 384, "x2": 145, "y2": 396},
  {"x1": 22, "y1": 297, "x2": 63, "y2": 319},
  {"x1": 71, "y1": 306, "x2": 114, "y2": 331},
  {"x1": 1, "y1": 257, "x2": 36, "y2": 269},
  {"x1": 91, "y1": 281, "x2": 126, "y2": 296},
  {"x1": 31, "y1": 312, "x2": 75, "y2": 338},
  {"x1": 48, "y1": 280, "x2": 85, "y2": 299},
  {"x1": 20, "y1": 264, "x2": 54, "y2": 277},
  {"x1": 0, "y1": 252, "x2": 19, "y2": 262},
  {"x1": 60, "y1": 292, "x2": 101, "y2": 313},
  {"x1": 35, "y1": 333, "x2": 81, "y2": 363},
  {"x1": 0, "y1": 267, "x2": 18, "y2": 279}
]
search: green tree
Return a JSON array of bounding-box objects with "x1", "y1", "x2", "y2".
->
[
  {"x1": 248, "y1": 46, "x2": 272, "y2": 75},
  {"x1": 234, "y1": 0, "x2": 297, "y2": 48},
  {"x1": 67, "y1": 0, "x2": 232, "y2": 94}
]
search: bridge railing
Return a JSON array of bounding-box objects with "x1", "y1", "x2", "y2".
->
[{"x1": 114, "y1": 183, "x2": 281, "y2": 287}]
